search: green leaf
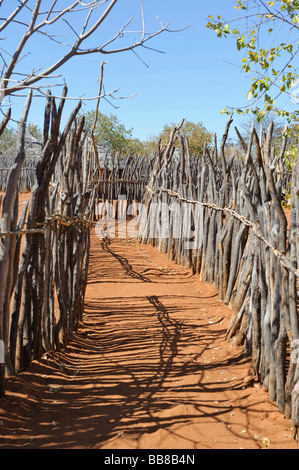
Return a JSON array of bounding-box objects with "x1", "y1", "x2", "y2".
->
[
  {"x1": 236, "y1": 36, "x2": 245, "y2": 50},
  {"x1": 223, "y1": 24, "x2": 231, "y2": 34},
  {"x1": 235, "y1": 1, "x2": 246, "y2": 9}
]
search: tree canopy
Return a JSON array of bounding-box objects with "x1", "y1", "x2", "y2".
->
[
  {"x1": 82, "y1": 111, "x2": 213, "y2": 157},
  {"x1": 83, "y1": 110, "x2": 133, "y2": 154},
  {"x1": 145, "y1": 120, "x2": 213, "y2": 156},
  {"x1": 0, "y1": 127, "x2": 16, "y2": 153},
  {"x1": 83, "y1": 110, "x2": 149, "y2": 156}
]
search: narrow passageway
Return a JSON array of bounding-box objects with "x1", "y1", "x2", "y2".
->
[{"x1": 0, "y1": 228, "x2": 296, "y2": 449}]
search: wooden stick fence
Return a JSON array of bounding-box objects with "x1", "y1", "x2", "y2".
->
[
  {"x1": 0, "y1": 167, "x2": 36, "y2": 193},
  {"x1": 145, "y1": 186, "x2": 299, "y2": 279},
  {"x1": 95, "y1": 155, "x2": 152, "y2": 211},
  {"x1": 0, "y1": 87, "x2": 98, "y2": 397},
  {"x1": 0, "y1": 95, "x2": 299, "y2": 445},
  {"x1": 136, "y1": 122, "x2": 299, "y2": 441}
]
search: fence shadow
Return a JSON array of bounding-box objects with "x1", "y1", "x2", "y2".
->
[{"x1": 0, "y1": 292, "x2": 277, "y2": 449}]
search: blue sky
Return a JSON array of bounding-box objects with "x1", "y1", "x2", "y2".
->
[{"x1": 0, "y1": 0, "x2": 272, "y2": 141}]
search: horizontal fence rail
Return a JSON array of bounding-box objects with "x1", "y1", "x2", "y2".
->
[{"x1": 144, "y1": 186, "x2": 299, "y2": 279}]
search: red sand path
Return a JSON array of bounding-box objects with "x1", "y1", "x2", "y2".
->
[{"x1": 0, "y1": 225, "x2": 297, "y2": 449}]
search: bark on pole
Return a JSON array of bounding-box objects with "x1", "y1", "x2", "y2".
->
[{"x1": 0, "y1": 90, "x2": 32, "y2": 395}]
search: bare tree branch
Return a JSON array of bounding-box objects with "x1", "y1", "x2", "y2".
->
[
  {"x1": 0, "y1": 0, "x2": 178, "y2": 102},
  {"x1": 0, "y1": 0, "x2": 30, "y2": 33}
]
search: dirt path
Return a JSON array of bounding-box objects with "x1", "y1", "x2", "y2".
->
[{"x1": 0, "y1": 227, "x2": 297, "y2": 449}]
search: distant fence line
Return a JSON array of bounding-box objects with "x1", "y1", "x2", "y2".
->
[{"x1": 0, "y1": 165, "x2": 36, "y2": 192}]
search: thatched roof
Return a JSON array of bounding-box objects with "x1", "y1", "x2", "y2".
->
[
  {"x1": 0, "y1": 131, "x2": 42, "y2": 167},
  {"x1": 83, "y1": 136, "x2": 127, "y2": 171},
  {"x1": 0, "y1": 132, "x2": 127, "y2": 171}
]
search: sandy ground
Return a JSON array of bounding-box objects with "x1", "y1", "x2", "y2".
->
[{"x1": 0, "y1": 214, "x2": 298, "y2": 449}]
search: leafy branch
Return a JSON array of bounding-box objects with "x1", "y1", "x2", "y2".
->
[{"x1": 207, "y1": 0, "x2": 299, "y2": 122}]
